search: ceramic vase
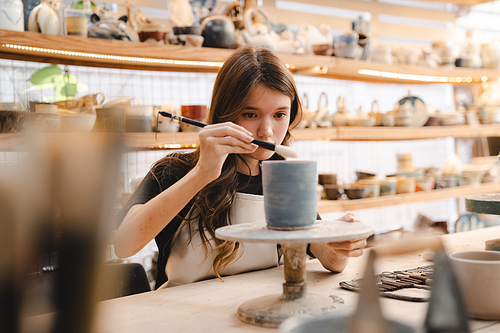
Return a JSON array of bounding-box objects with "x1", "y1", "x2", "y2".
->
[
  {"x1": 0, "y1": 0, "x2": 24, "y2": 31},
  {"x1": 262, "y1": 161, "x2": 317, "y2": 229}
]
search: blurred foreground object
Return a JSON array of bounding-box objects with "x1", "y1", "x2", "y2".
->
[{"x1": 0, "y1": 132, "x2": 122, "y2": 333}]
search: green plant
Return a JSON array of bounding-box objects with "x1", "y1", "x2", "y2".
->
[{"x1": 26, "y1": 65, "x2": 89, "y2": 102}]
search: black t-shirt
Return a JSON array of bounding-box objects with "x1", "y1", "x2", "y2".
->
[{"x1": 115, "y1": 158, "x2": 264, "y2": 289}]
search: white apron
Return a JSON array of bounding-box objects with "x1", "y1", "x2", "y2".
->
[{"x1": 160, "y1": 192, "x2": 278, "y2": 289}]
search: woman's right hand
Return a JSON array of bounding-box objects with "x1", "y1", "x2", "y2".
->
[{"x1": 196, "y1": 122, "x2": 257, "y2": 182}]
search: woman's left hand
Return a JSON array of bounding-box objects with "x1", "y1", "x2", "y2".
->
[
  {"x1": 310, "y1": 212, "x2": 368, "y2": 273},
  {"x1": 326, "y1": 212, "x2": 367, "y2": 258}
]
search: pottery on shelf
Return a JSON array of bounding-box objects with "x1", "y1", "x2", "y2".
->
[
  {"x1": 449, "y1": 251, "x2": 500, "y2": 320},
  {"x1": 27, "y1": 1, "x2": 60, "y2": 35},
  {"x1": 332, "y1": 96, "x2": 354, "y2": 126},
  {"x1": 0, "y1": 0, "x2": 24, "y2": 31}
]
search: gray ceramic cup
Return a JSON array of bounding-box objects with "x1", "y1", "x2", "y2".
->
[{"x1": 262, "y1": 161, "x2": 317, "y2": 229}]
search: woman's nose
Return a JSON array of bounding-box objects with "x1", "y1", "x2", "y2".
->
[{"x1": 257, "y1": 117, "x2": 273, "y2": 139}]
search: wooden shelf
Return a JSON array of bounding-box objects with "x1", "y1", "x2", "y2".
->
[
  {"x1": 2, "y1": 30, "x2": 500, "y2": 84},
  {"x1": 1, "y1": 124, "x2": 500, "y2": 150},
  {"x1": 317, "y1": 182, "x2": 500, "y2": 214},
  {"x1": 316, "y1": 124, "x2": 500, "y2": 141}
]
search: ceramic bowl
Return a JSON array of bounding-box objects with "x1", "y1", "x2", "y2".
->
[
  {"x1": 318, "y1": 173, "x2": 337, "y2": 185},
  {"x1": 323, "y1": 185, "x2": 344, "y2": 200},
  {"x1": 380, "y1": 178, "x2": 397, "y2": 196},
  {"x1": 345, "y1": 186, "x2": 369, "y2": 199},
  {"x1": 60, "y1": 113, "x2": 96, "y2": 132},
  {"x1": 312, "y1": 44, "x2": 333, "y2": 56},
  {"x1": 449, "y1": 251, "x2": 500, "y2": 320},
  {"x1": 356, "y1": 171, "x2": 376, "y2": 180},
  {"x1": 24, "y1": 113, "x2": 61, "y2": 132}
]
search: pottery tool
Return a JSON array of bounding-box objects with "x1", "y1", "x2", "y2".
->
[{"x1": 158, "y1": 111, "x2": 299, "y2": 159}]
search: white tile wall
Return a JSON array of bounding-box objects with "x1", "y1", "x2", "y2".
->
[{"x1": 0, "y1": 59, "x2": 464, "y2": 232}]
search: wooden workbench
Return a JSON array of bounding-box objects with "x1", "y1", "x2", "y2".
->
[{"x1": 26, "y1": 226, "x2": 500, "y2": 332}]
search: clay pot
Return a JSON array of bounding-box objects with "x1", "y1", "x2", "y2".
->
[
  {"x1": 262, "y1": 161, "x2": 317, "y2": 229},
  {"x1": 449, "y1": 251, "x2": 500, "y2": 320},
  {"x1": 180, "y1": 105, "x2": 207, "y2": 132}
]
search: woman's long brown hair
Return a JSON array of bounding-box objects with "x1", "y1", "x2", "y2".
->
[{"x1": 153, "y1": 46, "x2": 302, "y2": 279}]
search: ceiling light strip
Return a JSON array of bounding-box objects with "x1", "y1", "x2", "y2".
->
[
  {"x1": 1, "y1": 43, "x2": 224, "y2": 68},
  {"x1": 148, "y1": 143, "x2": 198, "y2": 150},
  {"x1": 358, "y1": 69, "x2": 488, "y2": 83}
]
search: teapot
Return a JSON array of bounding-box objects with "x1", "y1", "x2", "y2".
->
[
  {"x1": 347, "y1": 106, "x2": 376, "y2": 127},
  {"x1": 309, "y1": 93, "x2": 331, "y2": 128},
  {"x1": 275, "y1": 29, "x2": 305, "y2": 55},
  {"x1": 201, "y1": 15, "x2": 235, "y2": 49},
  {"x1": 242, "y1": 7, "x2": 277, "y2": 50},
  {"x1": 332, "y1": 96, "x2": 354, "y2": 126}
]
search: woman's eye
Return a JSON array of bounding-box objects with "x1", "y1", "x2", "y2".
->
[
  {"x1": 242, "y1": 113, "x2": 257, "y2": 118},
  {"x1": 275, "y1": 112, "x2": 288, "y2": 119}
]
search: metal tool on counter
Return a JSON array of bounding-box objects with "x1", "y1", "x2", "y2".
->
[{"x1": 157, "y1": 111, "x2": 299, "y2": 159}]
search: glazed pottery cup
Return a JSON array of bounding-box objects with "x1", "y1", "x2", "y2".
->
[
  {"x1": 262, "y1": 161, "x2": 317, "y2": 229},
  {"x1": 435, "y1": 175, "x2": 457, "y2": 189},
  {"x1": 449, "y1": 251, "x2": 500, "y2": 320},
  {"x1": 66, "y1": 16, "x2": 88, "y2": 37},
  {"x1": 380, "y1": 178, "x2": 397, "y2": 196},
  {"x1": 396, "y1": 176, "x2": 415, "y2": 194},
  {"x1": 93, "y1": 107, "x2": 125, "y2": 132}
]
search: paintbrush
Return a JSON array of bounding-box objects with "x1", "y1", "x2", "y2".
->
[{"x1": 158, "y1": 111, "x2": 299, "y2": 159}]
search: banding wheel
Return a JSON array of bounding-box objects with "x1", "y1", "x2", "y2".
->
[{"x1": 215, "y1": 220, "x2": 373, "y2": 328}]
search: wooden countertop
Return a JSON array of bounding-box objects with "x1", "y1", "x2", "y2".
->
[{"x1": 26, "y1": 226, "x2": 500, "y2": 332}]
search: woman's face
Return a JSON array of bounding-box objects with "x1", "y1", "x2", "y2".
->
[{"x1": 234, "y1": 84, "x2": 291, "y2": 166}]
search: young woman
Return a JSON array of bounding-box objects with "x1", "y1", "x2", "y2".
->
[{"x1": 114, "y1": 46, "x2": 367, "y2": 289}]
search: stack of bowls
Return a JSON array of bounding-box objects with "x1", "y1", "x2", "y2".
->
[{"x1": 24, "y1": 104, "x2": 61, "y2": 132}]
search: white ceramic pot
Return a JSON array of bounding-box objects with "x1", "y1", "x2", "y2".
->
[
  {"x1": 449, "y1": 251, "x2": 500, "y2": 320},
  {"x1": 0, "y1": 0, "x2": 24, "y2": 31}
]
